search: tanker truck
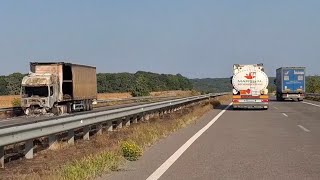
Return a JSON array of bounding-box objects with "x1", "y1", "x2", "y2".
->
[
  {"x1": 20, "y1": 62, "x2": 97, "y2": 115},
  {"x1": 231, "y1": 64, "x2": 269, "y2": 109}
]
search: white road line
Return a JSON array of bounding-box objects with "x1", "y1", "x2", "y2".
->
[
  {"x1": 302, "y1": 101, "x2": 320, "y2": 108},
  {"x1": 282, "y1": 113, "x2": 288, "y2": 117},
  {"x1": 146, "y1": 103, "x2": 232, "y2": 180},
  {"x1": 273, "y1": 107, "x2": 279, "y2": 110},
  {"x1": 297, "y1": 125, "x2": 311, "y2": 132}
]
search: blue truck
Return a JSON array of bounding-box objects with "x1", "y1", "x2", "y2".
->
[{"x1": 275, "y1": 67, "x2": 306, "y2": 101}]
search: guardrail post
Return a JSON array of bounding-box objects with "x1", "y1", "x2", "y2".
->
[
  {"x1": 116, "y1": 119, "x2": 123, "y2": 129},
  {"x1": 83, "y1": 126, "x2": 90, "y2": 140},
  {"x1": 159, "y1": 111, "x2": 164, "y2": 118},
  {"x1": 132, "y1": 116, "x2": 138, "y2": 124},
  {"x1": 48, "y1": 135, "x2": 57, "y2": 150},
  {"x1": 124, "y1": 117, "x2": 130, "y2": 127},
  {"x1": 150, "y1": 112, "x2": 155, "y2": 118},
  {"x1": 96, "y1": 123, "x2": 103, "y2": 135},
  {"x1": 139, "y1": 114, "x2": 144, "y2": 122},
  {"x1": 145, "y1": 114, "x2": 150, "y2": 121},
  {"x1": 107, "y1": 121, "x2": 113, "y2": 131},
  {"x1": 0, "y1": 146, "x2": 4, "y2": 168},
  {"x1": 67, "y1": 130, "x2": 75, "y2": 145},
  {"x1": 25, "y1": 139, "x2": 34, "y2": 159}
]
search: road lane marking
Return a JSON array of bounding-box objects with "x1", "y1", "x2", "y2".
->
[
  {"x1": 273, "y1": 107, "x2": 279, "y2": 110},
  {"x1": 282, "y1": 113, "x2": 288, "y2": 117},
  {"x1": 302, "y1": 101, "x2": 320, "y2": 107},
  {"x1": 297, "y1": 125, "x2": 311, "y2": 132},
  {"x1": 146, "y1": 103, "x2": 232, "y2": 180}
]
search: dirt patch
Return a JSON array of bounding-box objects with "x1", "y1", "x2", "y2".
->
[{"x1": 0, "y1": 95, "x2": 231, "y2": 180}]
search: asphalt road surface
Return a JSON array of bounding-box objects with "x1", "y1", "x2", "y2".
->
[{"x1": 99, "y1": 99, "x2": 320, "y2": 180}]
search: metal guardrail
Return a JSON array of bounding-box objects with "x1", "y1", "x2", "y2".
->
[
  {"x1": 306, "y1": 93, "x2": 320, "y2": 97},
  {"x1": 0, "y1": 93, "x2": 228, "y2": 168},
  {"x1": 0, "y1": 107, "x2": 22, "y2": 113}
]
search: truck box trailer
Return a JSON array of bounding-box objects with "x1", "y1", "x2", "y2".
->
[
  {"x1": 231, "y1": 64, "x2": 269, "y2": 109},
  {"x1": 275, "y1": 67, "x2": 306, "y2": 101},
  {"x1": 21, "y1": 62, "x2": 97, "y2": 115}
]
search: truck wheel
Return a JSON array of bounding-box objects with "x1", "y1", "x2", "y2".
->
[
  {"x1": 52, "y1": 107, "x2": 59, "y2": 116},
  {"x1": 85, "y1": 100, "x2": 89, "y2": 111},
  {"x1": 83, "y1": 100, "x2": 87, "y2": 111},
  {"x1": 24, "y1": 108, "x2": 31, "y2": 115},
  {"x1": 67, "y1": 103, "x2": 72, "y2": 113},
  {"x1": 89, "y1": 100, "x2": 93, "y2": 110}
]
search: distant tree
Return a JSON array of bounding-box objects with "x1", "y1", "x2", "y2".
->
[
  {"x1": 190, "y1": 78, "x2": 233, "y2": 93},
  {"x1": 131, "y1": 74, "x2": 150, "y2": 97},
  {"x1": 0, "y1": 76, "x2": 8, "y2": 95},
  {"x1": 306, "y1": 76, "x2": 320, "y2": 93},
  {"x1": 5, "y1": 73, "x2": 24, "y2": 95},
  {"x1": 0, "y1": 71, "x2": 193, "y2": 96}
]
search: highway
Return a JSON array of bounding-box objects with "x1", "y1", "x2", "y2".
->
[{"x1": 101, "y1": 98, "x2": 320, "y2": 180}]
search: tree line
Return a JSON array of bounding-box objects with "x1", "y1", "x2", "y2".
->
[
  {"x1": 97, "y1": 71, "x2": 193, "y2": 96},
  {"x1": 0, "y1": 71, "x2": 193, "y2": 96},
  {"x1": 0, "y1": 72, "x2": 319, "y2": 96},
  {"x1": 190, "y1": 76, "x2": 320, "y2": 94}
]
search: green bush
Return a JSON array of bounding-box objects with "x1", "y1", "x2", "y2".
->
[
  {"x1": 120, "y1": 140, "x2": 143, "y2": 161},
  {"x1": 12, "y1": 98, "x2": 21, "y2": 107}
]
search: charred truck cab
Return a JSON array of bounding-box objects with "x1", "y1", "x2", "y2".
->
[
  {"x1": 21, "y1": 74, "x2": 59, "y2": 115},
  {"x1": 21, "y1": 62, "x2": 97, "y2": 115}
]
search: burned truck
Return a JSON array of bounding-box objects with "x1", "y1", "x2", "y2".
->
[{"x1": 21, "y1": 62, "x2": 97, "y2": 115}]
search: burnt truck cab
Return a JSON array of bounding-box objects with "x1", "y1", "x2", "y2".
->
[{"x1": 21, "y1": 73, "x2": 60, "y2": 115}]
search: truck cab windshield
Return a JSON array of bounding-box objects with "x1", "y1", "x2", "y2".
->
[{"x1": 22, "y1": 86, "x2": 49, "y2": 97}]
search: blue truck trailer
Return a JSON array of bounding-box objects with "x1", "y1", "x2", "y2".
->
[{"x1": 275, "y1": 67, "x2": 306, "y2": 101}]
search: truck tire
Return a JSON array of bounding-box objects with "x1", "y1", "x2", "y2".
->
[
  {"x1": 67, "y1": 102, "x2": 72, "y2": 113},
  {"x1": 89, "y1": 100, "x2": 93, "y2": 110},
  {"x1": 84, "y1": 100, "x2": 89, "y2": 111},
  {"x1": 276, "y1": 94, "x2": 283, "y2": 101}
]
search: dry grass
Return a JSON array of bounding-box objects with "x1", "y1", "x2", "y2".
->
[
  {"x1": 305, "y1": 96, "x2": 320, "y2": 102},
  {"x1": 0, "y1": 95, "x2": 20, "y2": 108},
  {"x1": 0, "y1": 95, "x2": 231, "y2": 180},
  {"x1": 150, "y1": 90, "x2": 195, "y2": 97},
  {"x1": 97, "y1": 93, "x2": 132, "y2": 100},
  {"x1": 0, "y1": 91, "x2": 195, "y2": 108}
]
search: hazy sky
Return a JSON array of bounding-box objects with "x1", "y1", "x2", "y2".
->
[{"x1": 0, "y1": 0, "x2": 319, "y2": 78}]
